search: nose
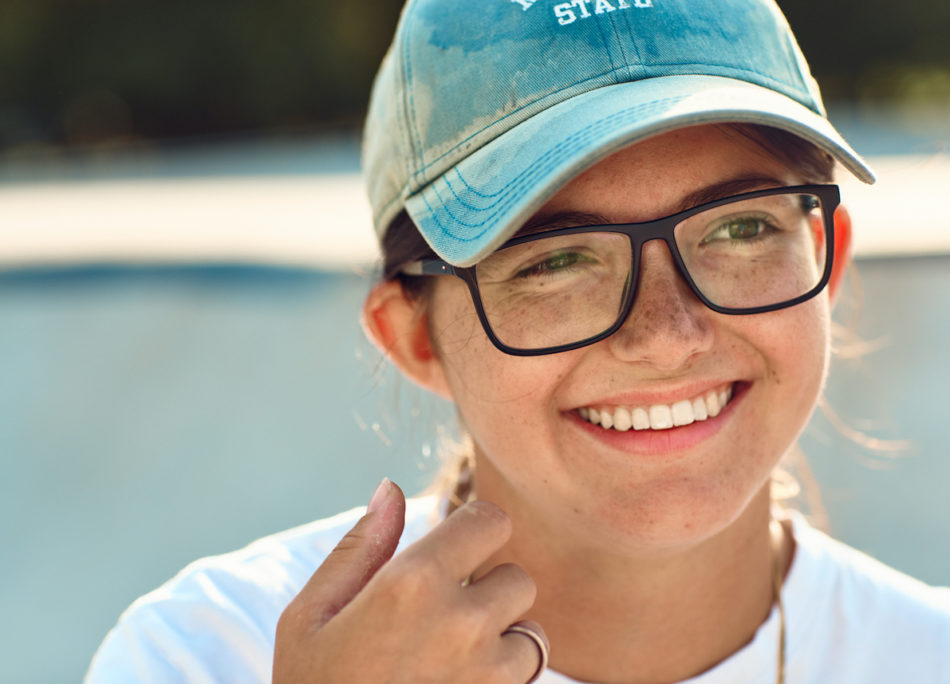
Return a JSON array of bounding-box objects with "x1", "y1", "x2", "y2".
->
[{"x1": 606, "y1": 239, "x2": 714, "y2": 369}]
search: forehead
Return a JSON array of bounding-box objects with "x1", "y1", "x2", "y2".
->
[{"x1": 529, "y1": 125, "x2": 800, "y2": 228}]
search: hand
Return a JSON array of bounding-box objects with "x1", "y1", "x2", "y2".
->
[{"x1": 273, "y1": 479, "x2": 547, "y2": 684}]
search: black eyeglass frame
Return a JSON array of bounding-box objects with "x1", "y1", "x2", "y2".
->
[{"x1": 402, "y1": 184, "x2": 841, "y2": 356}]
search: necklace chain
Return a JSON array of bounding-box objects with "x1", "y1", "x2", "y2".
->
[{"x1": 771, "y1": 517, "x2": 787, "y2": 684}]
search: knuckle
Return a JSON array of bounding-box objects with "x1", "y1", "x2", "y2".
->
[
  {"x1": 274, "y1": 603, "x2": 305, "y2": 642},
  {"x1": 330, "y1": 527, "x2": 369, "y2": 556},
  {"x1": 457, "y1": 601, "x2": 495, "y2": 636},
  {"x1": 493, "y1": 563, "x2": 537, "y2": 602},
  {"x1": 385, "y1": 556, "x2": 441, "y2": 601}
]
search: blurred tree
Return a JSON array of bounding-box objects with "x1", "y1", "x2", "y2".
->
[
  {"x1": 0, "y1": 0, "x2": 405, "y2": 151},
  {"x1": 780, "y1": 0, "x2": 950, "y2": 102},
  {"x1": 0, "y1": 0, "x2": 947, "y2": 153}
]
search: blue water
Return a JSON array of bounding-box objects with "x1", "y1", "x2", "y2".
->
[{"x1": 1, "y1": 256, "x2": 948, "y2": 683}]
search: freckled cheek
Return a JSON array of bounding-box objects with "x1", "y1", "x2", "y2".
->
[
  {"x1": 429, "y1": 284, "x2": 572, "y2": 408},
  {"x1": 747, "y1": 299, "x2": 831, "y2": 412}
]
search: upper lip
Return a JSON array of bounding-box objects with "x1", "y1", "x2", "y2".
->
[{"x1": 570, "y1": 380, "x2": 740, "y2": 410}]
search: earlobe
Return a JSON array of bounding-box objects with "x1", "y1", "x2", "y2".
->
[
  {"x1": 828, "y1": 204, "x2": 853, "y2": 302},
  {"x1": 361, "y1": 280, "x2": 453, "y2": 400}
]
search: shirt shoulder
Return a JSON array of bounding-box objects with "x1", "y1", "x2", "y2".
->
[
  {"x1": 785, "y1": 513, "x2": 950, "y2": 683},
  {"x1": 84, "y1": 495, "x2": 441, "y2": 684}
]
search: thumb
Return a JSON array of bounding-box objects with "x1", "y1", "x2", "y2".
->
[{"x1": 297, "y1": 478, "x2": 406, "y2": 628}]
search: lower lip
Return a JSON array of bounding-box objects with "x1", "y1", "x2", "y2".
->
[{"x1": 568, "y1": 382, "x2": 748, "y2": 456}]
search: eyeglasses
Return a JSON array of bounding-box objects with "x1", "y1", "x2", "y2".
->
[{"x1": 402, "y1": 184, "x2": 841, "y2": 356}]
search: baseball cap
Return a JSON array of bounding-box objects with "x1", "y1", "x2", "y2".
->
[{"x1": 363, "y1": 0, "x2": 875, "y2": 268}]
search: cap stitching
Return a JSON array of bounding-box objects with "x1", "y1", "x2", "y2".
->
[
  {"x1": 617, "y1": 8, "x2": 645, "y2": 78},
  {"x1": 412, "y1": 63, "x2": 813, "y2": 182},
  {"x1": 609, "y1": 13, "x2": 634, "y2": 83},
  {"x1": 437, "y1": 74, "x2": 824, "y2": 209},
  {"x1": 422, "y1": 102, "x2": 678, "y2": 239},
  {"x1": 422, "y1": 102, "x2": 848, "y2": 245},
  {"x1": 402, "y1": 8, "x2": 426, "y2": 188},
  {"x1": 591, "y1": 11, "x2": 621, "y2": 82},
  {"x1": 395, "y1": 51, "x2": 414, "y2": 208},
  {"x1": 439, "y1": 97, "x2": 678, "y2": 209},
  {"x1": 408, "y1": 64, "x2": 624, "y2": 186}
]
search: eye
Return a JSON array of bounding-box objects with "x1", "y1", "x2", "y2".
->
[
  {"x1": 515, "y1": 250, "x2": 594, "y2": 278},
  {"x1": 701, "y1": 214, "x2": 778, "y2": 244}
]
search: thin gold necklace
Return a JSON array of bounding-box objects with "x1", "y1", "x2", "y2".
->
[{"x1": 771, "y1": 518, "x2": 787, "y2": 684}]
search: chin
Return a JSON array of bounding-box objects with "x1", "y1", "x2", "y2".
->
[{"x1": 580, "y1": 476, "x2": 770, "y2": 553}]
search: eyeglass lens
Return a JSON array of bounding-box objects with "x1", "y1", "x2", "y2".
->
[{"x1": 473, "y1": 192, "x2": 828, "y2": 351}]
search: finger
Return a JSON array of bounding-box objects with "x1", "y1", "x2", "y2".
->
[
  {"x1": 293, "y1": 478, "x2": 406, "y2": 627},
  {"x1": 499, "y1": 620, "x2": 549, "y2": 684},
  {"x1": 401, "y1": 500, "x2": 512, "y2": 582},
  {"x1": 466, "y1": 563, "x2": 538, "y2": 628}
]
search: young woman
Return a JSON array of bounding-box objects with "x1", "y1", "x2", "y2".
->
[{"x1": 88, "y1": 1, "x2": 950, "y2": 682}]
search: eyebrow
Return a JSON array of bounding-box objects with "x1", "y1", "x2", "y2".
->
[
  {"x1": 517, "y1": 175, "x2": 787, "y2": 236},
  {"x1": 675, "y1": 176, "x2": 786, "y2": 214}
]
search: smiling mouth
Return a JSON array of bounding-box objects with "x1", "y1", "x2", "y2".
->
[{"x1": 577, "y1": 383, "x2": 735, "y2": 432}]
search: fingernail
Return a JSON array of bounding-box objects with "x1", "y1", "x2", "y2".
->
[{"x1": 367, "y1": 477, "x2": 391, "y2": 514}]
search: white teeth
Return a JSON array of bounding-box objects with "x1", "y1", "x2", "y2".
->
[
  {"x1": 632, "y1": 407, "x2": 650, "y2": 431},
  {"x1": 578, "y1": 384, "x2": 735, "y2": 432},
  {"x1": 691, "y1": 397, "x2": 708, "y2": 421},
  {"x1": 613, "y1": 408, "x2": 632, "y2": 432},
  {"x1": 671, "y1": 400, "x2": 695, "y2": 427},
  {"x1": 649, "y1": 405, "x2": 673, "y2": 430}
]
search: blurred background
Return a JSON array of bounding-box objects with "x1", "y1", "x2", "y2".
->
[{"x1": 1, "y1": 1, "x2": 949, "y2": 682}]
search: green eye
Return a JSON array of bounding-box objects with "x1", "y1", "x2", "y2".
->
[
  {"x1": 516, "y1": 251, "x2": 590, "y2": 278},
  {"x1": 725, "y1": 218, "x2": 764, "y2": 240},
  {"x1": 700, "y1": 213, "x2": 778, "y2": 245}
]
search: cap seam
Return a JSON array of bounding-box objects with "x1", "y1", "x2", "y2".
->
[
  {"x1": 615, "y1": 10, "x2": 643, "y2": 82},
  {"x1": 592, "y1": 10, "x2": 622, "y2": 84},
  {"x1": 402, "y1": 6, "x2": 426, "y2": 188}
]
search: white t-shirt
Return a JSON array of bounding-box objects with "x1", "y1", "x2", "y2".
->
[{"x1": 86, "y1": 496, "x2": 950, "y2": 683}]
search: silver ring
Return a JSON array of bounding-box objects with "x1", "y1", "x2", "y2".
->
[{"x1": 503, "y1": 622, "x2": 549, "y2": 683}]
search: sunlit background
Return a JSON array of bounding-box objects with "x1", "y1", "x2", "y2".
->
[{"x1": 1, "y1": 2, "x2": 949, "y2": 682}]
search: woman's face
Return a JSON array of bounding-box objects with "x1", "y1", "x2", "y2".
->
[{"x1": 424, "y1": 125, "x2": 832, "y2": 552}]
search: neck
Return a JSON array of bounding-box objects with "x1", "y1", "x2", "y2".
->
[{"x1": 471, "y1": 472, "x2": 792, "y2": 684}]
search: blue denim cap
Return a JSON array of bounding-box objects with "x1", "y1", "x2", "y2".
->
[{"x1": 363, "y1": 0, "x2": 875, "y2": 267}]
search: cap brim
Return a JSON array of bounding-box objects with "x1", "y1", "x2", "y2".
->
[{"x1": 405, "y1": 74, "x2": 874, "y2": 267}]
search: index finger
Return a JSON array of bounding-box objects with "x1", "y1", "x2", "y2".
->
[{"x1": 399, "y1": 500, "x2": 512, "y2": 583}]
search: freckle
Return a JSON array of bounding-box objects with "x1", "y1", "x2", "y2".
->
[{"x1": 573, "y1": 507, "x2": 581, "y2": 515}]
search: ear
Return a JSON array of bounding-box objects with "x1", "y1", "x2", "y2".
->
[
  {"x1": 828, "y1": 204, "x2": 853, "y2": 303},
  {"x1": 361, "y1": 280, "x2": 453, "y2": 400}
]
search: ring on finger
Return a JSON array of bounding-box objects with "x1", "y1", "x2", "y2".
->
[{"x1": 503, "y1": 621, "x2": 549, "y2": 683}]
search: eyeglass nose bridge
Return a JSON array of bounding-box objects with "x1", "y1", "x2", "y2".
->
[{"x1": 611, "y1": 218, "x2": 714, "y2": 329}]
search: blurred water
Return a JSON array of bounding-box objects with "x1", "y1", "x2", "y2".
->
[{"x1": 0, "y1": 256, "x2": 948, "y2": 683}]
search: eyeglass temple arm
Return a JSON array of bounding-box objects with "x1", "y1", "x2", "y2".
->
[{"x1": 401, "y1": 259, "x2": 458, "y2": 276}]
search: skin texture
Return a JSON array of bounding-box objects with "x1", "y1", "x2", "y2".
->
[{"x1": 277, "y1": 125, "x2": 853, "y2": 683}]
